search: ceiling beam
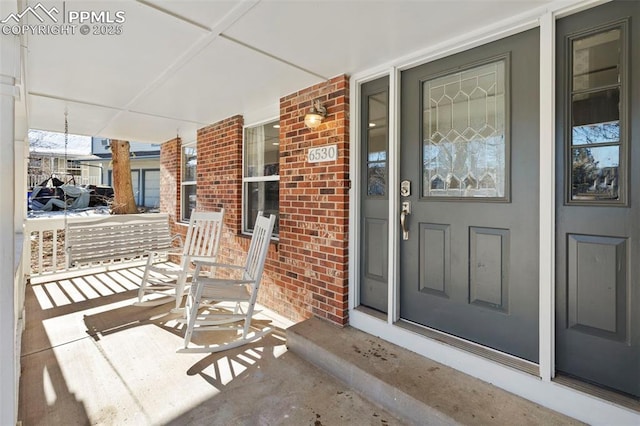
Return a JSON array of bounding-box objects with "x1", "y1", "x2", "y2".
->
[
  {"x1": 136, "y1": 0, "x2": 212, "y2": 32},
  {"x1": 29, "y1": 91, "x2": 208, "y2": 125},
  {"x1": 219, "y1": 33, "x2": 329, "y2": 81},
  {"x1": 95, "y1": 0, "x2": 262, "y2": 136}
]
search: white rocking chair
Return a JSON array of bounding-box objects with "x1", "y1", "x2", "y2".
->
[
  {"x1": 135, "y1": 209, "x2": 224, "y2": 312},
  {"x1": 177, "y1": 212, "x2": 276, "y2": 353}
]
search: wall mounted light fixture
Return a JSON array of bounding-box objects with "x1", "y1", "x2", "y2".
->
[{"x1": 304, "y1": 100, "x2": 327, "y2": 129}]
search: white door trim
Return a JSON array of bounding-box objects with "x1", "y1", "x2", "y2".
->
[
  {"x1": 388, "y1": 66, "x2": 400, "y2": 323},
  {"x1": 538, "y1": 8, "x2": 556, "y2": 383}
]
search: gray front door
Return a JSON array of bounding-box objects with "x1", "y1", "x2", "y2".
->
[
  {"x1": 555, "y1": 0, "x2": 640, "y2": 397},
  {"x1": 400, "y1": 29, "x2": 540, "y2": 362}
]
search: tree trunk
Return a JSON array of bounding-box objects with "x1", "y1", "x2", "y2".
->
[{"x1": 110, "y1": 140, "x2": 138, "y2": 214}]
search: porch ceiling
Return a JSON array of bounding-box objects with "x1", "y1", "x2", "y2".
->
[{"x1": 23, "y1": 0, "x2": 551, "y2": 143}]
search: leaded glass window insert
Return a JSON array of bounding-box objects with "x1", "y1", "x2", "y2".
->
[
  {"x1": 422, "y1": 59, "x2": 507, "y2": 199},
  {"x1": 569, "y1": 26, "x2": 624, "y2": 203}
]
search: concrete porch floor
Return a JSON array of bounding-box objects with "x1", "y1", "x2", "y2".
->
[{"x1": 19, "y1": 266, "x2": 580, "y2": 425}]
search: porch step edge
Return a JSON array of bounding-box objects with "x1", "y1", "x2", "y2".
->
[
  {"x1": 286, "y1": 316, "x2": 583, "y2": 426},
  {"x1": 286, "y1": 317, "x2": 458, "y2": 426}
]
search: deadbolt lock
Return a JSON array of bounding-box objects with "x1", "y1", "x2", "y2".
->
[{"x1": 401, "y1": 180, "x2": 411, "y2": 197}]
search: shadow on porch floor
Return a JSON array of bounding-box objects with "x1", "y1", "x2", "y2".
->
[
  {"x1": 18, "y1": 266, "x2": 404, "y2": 425},
  {"x1": 18, "y1": 266, "x2": 580, "y2": 425}
]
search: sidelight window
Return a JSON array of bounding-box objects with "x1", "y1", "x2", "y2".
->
[
  {"x1": 366, "y1": 91, "x2": 388, "y2": 196},
  {"x1": 568, "y1": 25, "x2": 625, "y2": 203}
]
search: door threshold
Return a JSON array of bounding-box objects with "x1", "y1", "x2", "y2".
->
[
  {"x1": 354, "y1": 305, "x2": 387, "y2": 321},
  {"x1": 553, "y1": 375, "x2": 640, "y2": 413},
  {"x1": 396, "y1": 319, "x2": 540, "y2": 377}
]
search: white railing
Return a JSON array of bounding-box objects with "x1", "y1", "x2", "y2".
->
[
  {"x1": 27, "y1": 174, "x2": 102, "y2": 188},
  {"x1": 24, "y1": 213, "x2": 161, "y2": 282},
  {"x1": 24, "y1": 215, "x2": 75, "y2": 280}
]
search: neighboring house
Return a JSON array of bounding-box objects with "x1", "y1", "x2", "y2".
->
[
  {"x1": 27, "y1": 151, "x2": 102, "y2": 188},
  {"x1": 28, "y1": 130, "x2": 101, "y2": 188},
  {"x1": 87, "y1": 138, "x2": 161, "y2": 209},
  {"x1": 28, "y1": 134, "x2": 161, "y2": 209}
]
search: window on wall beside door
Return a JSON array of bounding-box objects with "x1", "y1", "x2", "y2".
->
[
  {"x1": 181, "y1": 143, "x2": 197, "y2": 222},
  {"x1": 243, "y1": 119, "x2": 279, "y2": 236}
]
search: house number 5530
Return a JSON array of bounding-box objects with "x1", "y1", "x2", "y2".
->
[{"x1": 307, "y1": 144, "x2": 338, "y2": 163}]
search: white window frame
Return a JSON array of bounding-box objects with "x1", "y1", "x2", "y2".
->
[
  {"x1": 242, "y1": 118, "x2": 280, "y2": 238},
  {"x1": 181, "y1": 140, "x2": 197, "y2": 223}
]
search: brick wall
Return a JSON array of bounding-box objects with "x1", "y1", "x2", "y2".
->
[
  {"x1": 277, "y1": 75, "x2": 350, "y2": 325},
  {"x1": 159, "y1": 137, "x2": 181, "y2": 236},
  {"x1": 161, "y1": 75, "x2": 350, "y2": 326},
  {"x1": 195, "y1": 115, "x2": 258, "y2": 283},
  {"x1": 197, "y1": 116, "x2": 243, "y2": 232}
]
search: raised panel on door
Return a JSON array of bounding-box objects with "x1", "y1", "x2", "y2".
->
[
  {"x1": 469, "y1": 227, "x2": 509, "y2": 313},
  {"x1": 419, "y1": 223, "x2": 450, "y2": 297},
  {"x1": 567, "y1": 234, "x2": 627, "y2": 341}
]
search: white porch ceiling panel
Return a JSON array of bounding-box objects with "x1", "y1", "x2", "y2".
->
[
  {"x1": 129, "y1": 36, "x2": 320, "y2": 125},
  {"x1": 24, "y1": 0, "x2": 552, "y2": 143},
  {"x1": 224, "y1": 0, "x2": 545, "y2": 80}
]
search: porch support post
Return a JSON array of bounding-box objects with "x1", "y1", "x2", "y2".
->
[
  {"x1": 0, "y1": 6, "x2": 20, "y2": 423},
  {"x1": 539, "y1": 10, "x2": 555, "y2": 382}
]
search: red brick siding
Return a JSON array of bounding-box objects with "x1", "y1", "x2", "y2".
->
[
  {"x1": 277, "y1": 75, "x2": 350, "y2": 325},
  {"x1": 160, "y1": 137, "x2": 182, "y2": 237},
  {"x1": 196, "y1": 115, "x2": 256, "y2": 280},
  {"x1": 197, "y1": 116, "x2": 243, "y2": 233},
  {"x1": 162, "y1": 75, "x2": 350, "y2": 326}
]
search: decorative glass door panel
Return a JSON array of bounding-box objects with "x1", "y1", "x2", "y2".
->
[{"x1": 423, "y1": 59, "x2": 507, "y2": 199}]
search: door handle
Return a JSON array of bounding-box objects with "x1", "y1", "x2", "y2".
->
[{"x1": 400, "y1": 201, "x2": 411, "y2": 240}]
